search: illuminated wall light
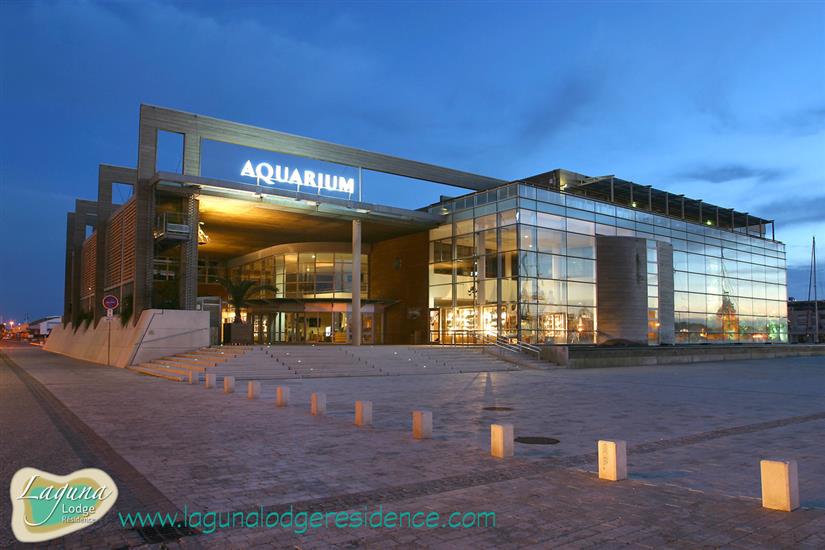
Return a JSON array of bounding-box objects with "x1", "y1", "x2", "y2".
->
[{"x1": 631, "y1": 201, "x2": 637, "y2": 208}]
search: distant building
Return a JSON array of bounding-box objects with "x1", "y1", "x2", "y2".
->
[
  {"x1": 28, "y1": 316, "x2": 62, "y2": 341},
  {"x1": 788, "y1": 300, "x2": 824, "y2": 344}
]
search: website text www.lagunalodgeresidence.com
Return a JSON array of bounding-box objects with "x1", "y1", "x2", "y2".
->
[{"x1": 119, "y1": 505, "x2": 496, "y2": 534}]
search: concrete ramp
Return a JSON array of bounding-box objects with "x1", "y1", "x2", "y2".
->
[{"x1": 44, "y1": 309, "x2": 210, "y2": 368}]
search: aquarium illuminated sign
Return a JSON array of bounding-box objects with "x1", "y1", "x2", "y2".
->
[
  {"x1": 240, "y1": 160, "x2": 355, "y2": 195},
  {"x1": 199, "y1": 139, "x2": 359, "y2": 198}
]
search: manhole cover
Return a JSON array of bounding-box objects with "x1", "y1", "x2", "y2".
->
[
  {"x1": 482, "y1": 406, "x2": 513, "y2": 411},
  {"x1": 515, "y1": 436, "x2": 560, "y2": 445}
]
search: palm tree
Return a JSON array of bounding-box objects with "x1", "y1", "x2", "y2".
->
[{"x1": 215, "y1": 277, "x2": 278, "y2": 323}]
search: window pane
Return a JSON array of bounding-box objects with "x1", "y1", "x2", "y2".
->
[
  {"x1": 566, "y1": 233, "x2": 595, "y2": 259},
  {"x1": 537, "y1": 253, "x2": 566, "y2": 279},
  {"x1": 499, "y1": 226, "x2": 517, "y2": 251},
  {"x1": 536, "y1": 212, "x2": 565, "y2": 230},
  {"x1": 566, "y1": 218, "x2": 595, "y2": 235},
  {"x1": 568, "y1": 282, "x2": 596, "y2": 307},
  {"x1": 519, "y1": 225, "x2": 537, "y2": 250},
  {"x1": 567, "y1": 257, "x2": 595, "y2": 282},
  {"x1": 537, "y1": 279, "x2": 566, "y2": 304},
  {"x1": 537, "y1": 228, "x2": 565, "y2": 254}
]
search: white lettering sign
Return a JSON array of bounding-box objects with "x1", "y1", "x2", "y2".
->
[{"x1": 241, "y1": 160, "x2": 355, "y2": 195}]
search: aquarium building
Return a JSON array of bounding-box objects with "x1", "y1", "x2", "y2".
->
[{"x1": 62, "y1": 105, "x2": 788, "y2": 346}]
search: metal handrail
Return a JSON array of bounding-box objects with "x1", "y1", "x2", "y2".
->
[{"x1": 482, "y1": 334, "x2": 541, "y2": 359}]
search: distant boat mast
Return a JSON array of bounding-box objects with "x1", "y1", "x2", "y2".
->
[{"x1": 807, "y1": 236, "x2": 819, "y2": 344}]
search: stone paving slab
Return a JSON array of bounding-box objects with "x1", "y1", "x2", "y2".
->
[{"x1": 2, "y1": 343, "x2": 824, "y2": 548}]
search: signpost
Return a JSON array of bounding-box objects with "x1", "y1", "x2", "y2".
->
[{"x1": 102, "y1": 295, "x2": 119, "y2": 366}]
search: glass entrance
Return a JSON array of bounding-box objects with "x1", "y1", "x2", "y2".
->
[{"x1": 251, "y1": 311, "x2": 377, "y2": 344}]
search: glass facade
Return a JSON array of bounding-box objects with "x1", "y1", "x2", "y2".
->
[
  {"x1": 225, "y1": 250, "x2": 373, "y2": 344},
  {"x1": 229, "y1": 251, "x2": 369, "y2": 300},
  {"x1": 427, "y1": 183, "x2": 787, "y2": 345}
]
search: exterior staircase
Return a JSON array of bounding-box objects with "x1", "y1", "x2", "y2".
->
[
  {"x1": 127, "y1": 345, "x2": 556, "y2": 383},
  {"x1": 127, "y1": 346, "x2": 252, "y2": 381}
]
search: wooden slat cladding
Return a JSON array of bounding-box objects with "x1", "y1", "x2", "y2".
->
[
  {"x1": 80, "y1": 233, "x2": 97, "y2": 299},
  {"x1": 104, "y1": 197, "x2": 137, "y2": 289}
]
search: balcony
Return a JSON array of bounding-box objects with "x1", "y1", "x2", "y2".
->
[{"x1": 154, "y1": 212, "x2": 191, "y2": 248}]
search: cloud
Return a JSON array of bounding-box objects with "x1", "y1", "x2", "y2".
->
[
  {"x1": 675, "y1": 164, "x2": 787, "y2": 184},
  {"x1": 752, "y1": 193, "x2": 825, "y2": 228},
  {"x1": 769, "y1": 105, "x2": 825, "y2": 136},
  {"x1": 518, "y1": 74, "x2": 602, "y2": 146}
]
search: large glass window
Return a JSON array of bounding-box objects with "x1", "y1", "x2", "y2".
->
[{"x1": 428, "y1": 182, "x2": 787, "y2": 345}]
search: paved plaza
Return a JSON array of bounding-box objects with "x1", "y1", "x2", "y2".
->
[{"x1": 1, "y1": 342, "x2": 824, "y2": 548}]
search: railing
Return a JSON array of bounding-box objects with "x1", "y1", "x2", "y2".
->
[
  {"x1": 481, "y1": 334, "x2": 542, "y2": 359},
  {"x1": 153, "y1": 212, "x2": 191, "y2": 241}
]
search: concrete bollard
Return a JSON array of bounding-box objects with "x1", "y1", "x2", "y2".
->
[
  {"x1": 490, "y1": 424, "x2": 514, "y2": 458},
  {"x1": 204, "y1": 373, "x2": 216, "y2": 389},
  {"x1": 412, "y1": 410, "x2": 433, "y2": 439},
  {"x1": 597, "y1": 440, "x2": 627, "y2": 481},
  {"x1": 760, "y1": 460, "x2": 799, "y2": 512},
  {"x1": 355, "y1": 400, "x2": 373, "y2": 427},
  {"x1": 311, "y1": 392, "x2": 326, "y2": 416},
  {"x1": 188, "y1": 371, "x2": 197, "y2": 385},
  {"x1": 247, "y1": 381, "x2": 260, "y2": 400},
  {"x1": 276, "y1": 386, "x2": 290, "y2": 407},
  {"x1": 223, "y1": 376, "x2": 235, "y2": 394}
]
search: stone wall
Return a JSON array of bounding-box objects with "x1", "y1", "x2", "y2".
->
[{"x1": 44, "y1": 309, "x2": 209, "y2": 368}]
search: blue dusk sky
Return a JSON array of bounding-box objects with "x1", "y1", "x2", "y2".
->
[{"x1": 1, "y1": 1, "x2": 824, "y2": 322}]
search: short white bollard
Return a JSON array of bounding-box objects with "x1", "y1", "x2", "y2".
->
[
  {"x1": 247, "y1": 381, "x2": 260, "y2": 400},
  {"x1": 490, "y1": 424, "x2": 513, "y2": 458},
  {"x1": 223, "y1": 376, "x2": 235, "y2": 394},
  {"x1": 760, "y1": 459, "x2": 799, "y2": 512},
  {"x1": 204, "y1": 373, "x2": 216, "y2": 389},
  {"x1": 597, "y1": 440, "x2": 627, "y2": 481},
  {"x1": 276, "y1": 386, "x2": 290, "y2": 407},
  {"x1": 355, "y1": 400, "x2": 373, "y2": 427},
  {"x1": 412, "y1": 410, "x2": 433, "y2": 439},
  {"x1": 188, "y1": 371, "x2": 196, "y2": 384},
  {"x1": 311, "y1": 392, "x2": 326, "y2": 416}
]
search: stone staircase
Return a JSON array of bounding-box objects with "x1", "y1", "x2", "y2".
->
[
  {"x1": 127, "y1": 346, "x2": 253, "y2": 382},
  {"x1": 202, "y1": 345, "x2": 530, "y2": 381},
  {"x1": 127, "y1": 345, "x2": 556, "y2": 382}
]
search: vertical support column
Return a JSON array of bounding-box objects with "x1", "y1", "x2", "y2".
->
[
  {"x1": 133, "y1": 115, "x2": 158, "y2": 322},
  {"x1": 351, "y1": 219, "x2": 362, "y2": 346},
  {"x1": 94, "y1": 172, "x2": 114, "y2": 324},
  {"x1": 476, "y1": 232, "x2": 486, "y2": 340},
  {"x1": 179, "y1": 194, "x2": 199, "y2": 310},
  {"x1": 63, "y1": 213, "x2": 76, "y2": 323},
  {"x1": 609, "y1": 177, "x2": 615, "y2": 202}
]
